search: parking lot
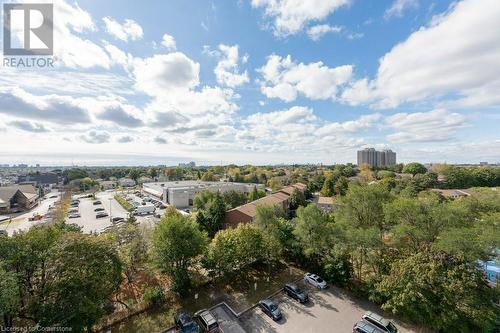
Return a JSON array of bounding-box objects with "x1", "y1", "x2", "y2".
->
[{"x1": 234, "y1": 282, "x2": 426, "y2": 333}]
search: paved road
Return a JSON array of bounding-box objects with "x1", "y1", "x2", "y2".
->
[
  {"x1": 239, "y1": 282, "x2": 428, "y2": 333},
  {"x1": 0, "y1": 191, "x2": 61, "y2": 235}
]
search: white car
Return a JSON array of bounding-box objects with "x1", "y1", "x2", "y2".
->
[{"x1": 304, "y1": 272, "x2": 328, "y2": 289}]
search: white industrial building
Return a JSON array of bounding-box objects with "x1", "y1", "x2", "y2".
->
[{"x1": 142, "y1": 181, "x2": 264, "y2": 208}]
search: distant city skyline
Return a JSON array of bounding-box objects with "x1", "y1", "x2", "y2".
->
[{"x1": 1, "y1": 0, "x2": 499, "y2": 165}]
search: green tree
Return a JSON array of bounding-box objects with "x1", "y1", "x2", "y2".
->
[
  {"x1": 333, "y1": 176, "x2": 349, "y2": 196},
  {"x1": 200, "y1": 191, "x2": 226, "y2": 237},
  {"x1": 40, "y1": 234, "x2": 122, "y2": 331},
  {"x1": 248, "y1": 186, "x2": 266, "y2": 201},
  {"x1": 201, "y1": 171, "x2": 215, "y2": 181},
  {"x1": 337, "y1": 184, "x2": 392, "y2": 238},
  {"x1": 322, "y1": 252, "x2": 352, "y2": 287},
  {"x1": 111, "y1": 223, "x2": 149, "y2": 283},
  {"x1": 221, "y1": 190, "x2": 248, "y2": 209},
  {"x1": 153, "y1": 214, "x2": 207, "y2": 295},
  {"x1": 376, "y1": 251, "x2": 498, "y2": 332},
  {"x1": 128, "y1": 169, "x2": 142, "y2": 182},
  {"x1": 254, "y1": 205, "x2": 285, "y2": 268},
  {"x1": 0, "y1": 263, "x2": 20, "y2": 328},
  {"x1": 293, "y1": 204, "x2": 333, "y2": 260},
  {"x1": 402, "y1": 162, "x2": 427, "y2": 176},
  {"x1": 289, "y1": 188, "x2": 307, "y2": 210},
  {"x1": 193, "y1": 190, "x2": 216, "y2": 211},
  {"x1": 203, "y1": 224, "x2": 263, "y2": 278}
]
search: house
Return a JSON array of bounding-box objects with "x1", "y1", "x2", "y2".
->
[
  {"x1": 137, "y1": 176, "x2": 154, "y2": 185},
  {"x1": 430, "y1": 189, "x2": 471, "y2": 199},
  {"x1": 119, "y1": 177, "x2": 136, "y2": 187},
  {"x1": 278, "y1": 183, "x2": 307, "y2": 196},
  {"x1": 100, "y1": 180, "x2": 117, "y2": 190},
  {"x1": 0, "y1": 185, "x2": 38, "y2": 214},
  {"x1": 224, "y1": 183, "x2": 306, "y2": 228},
  {"x1": 18, "y1": 172, "x2": 61, "y2": 191},
  {"x1": 313, "y1": 196, "x2": 336, "y2": 212}
]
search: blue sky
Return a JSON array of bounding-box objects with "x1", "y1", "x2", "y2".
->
[{"x1": 0, "y1": 0, "x2": 499, "y2": 166}]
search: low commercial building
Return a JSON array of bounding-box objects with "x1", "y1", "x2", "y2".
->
[
  {"x1": 142, "y1": 181, "x2": 265, "y2": 208},
  {"x1": 119, "y1": 177, "x2": 136, "y2": 187},
  {"x1": 224, "y1": 183, "x2": 306, "y2": 228},
  {"x1": 0, "y1": 185, "x2": 38, "y2": 214}
]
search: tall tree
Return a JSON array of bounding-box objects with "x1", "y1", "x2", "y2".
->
[
  {"x1": 153, "y1": 214, "x2": 207, "y2": 295},
  {"x1": 376, "y1": 251, "x2": 498, "y2": 333},
  {"x1": 337, "y1": 184, "x2": 392, "y2": 238},
  {"x1": 402, "y1": 162, "x2": 427, "y2": 176},
  {"x1": 293, "y1": 204, "x2": 333, "y2": 260},
  {"x1": 0, "y1": 263, "x2": 20, "y2": 328},
  {"x1": 40, "y1": 234, "x2": 122, "y2": 331}
]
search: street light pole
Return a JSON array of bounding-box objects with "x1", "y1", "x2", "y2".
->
[{"x1": 109, "y1": 197, "x2": 112, "y2": 223}]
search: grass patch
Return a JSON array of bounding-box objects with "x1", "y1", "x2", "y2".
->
[{"x1": 115, "y1": 195, "x2": 134, "y2": 212}]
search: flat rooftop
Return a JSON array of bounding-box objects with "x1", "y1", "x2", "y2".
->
[{"x1": 143, "y1": 180, "x2": 262, "y2": 192}]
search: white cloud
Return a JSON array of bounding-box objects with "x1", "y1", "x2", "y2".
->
[
  {"x1": 385, "y1": 109, "x2": 467, "y2": 143},
  {"x1": 133, "y1": 52, "x2": 200, "y2": 96},
  {"x1": 103, "y1": 17, "x2": 144, "y2": 42},
  {"x1": 154, "y1": 136, "x2": 168, "y2": 144},
  {"x1": 307, "y1": 24, "x2": 342, "y2": 41},
  {"x1": 251, "y1": 0, "x2": 350, "y2": 37},
  {"x1": 258, "y1": 54, "x2": 353, "y2": 102},
  {"x1": 117, "y1": 136, "x2": 134, "y2": 143},
  {"x1": 342, "y1": 0, "x2": 500, "y2": 109},
  {"x1": 245, "y1": 106, "x2": 317, "y2": 126},
  {"x1": 9, "y1": 120, "x2": 50, "y2": 133},
  {"x1": 213, "y1": 44, "x2": 249, "y2": 88},
  {"x1": 79, "y1": 131, "x2": 111, "y2": 144},
  {"x1": 385, "y1": 0, "x2": 419, "y2": 19},
  {"x1": 161, "y1": 34, "x2": 177, "y2": 51},
  {"x1": 50, "y1": 0, "x2": 110, "y2": 69},
  {"x1": 316, "y1": 113, "x2": 381, "y2": 135},
  {"x1": 0, "y1": 87, "x2": 91, "y2": 125}
]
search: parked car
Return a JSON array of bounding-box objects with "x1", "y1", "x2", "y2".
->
[
  {"x1": 96, "y1": 212, "x2": 108, "y2": 219},
  {"x1": 94, "y1": 207, "x2": 105, "y2": 212},
  {"x1": 28, "y1": 214, "x2": 43, "y2": 221},
  {"x1": 68, "y1": 208, "x2": 78, "y2": 214},
  {"x1": 68, "y1": 213, "x2": 81, "y2": 219},
  {"x1": 283, "y1": 283, "x2": 308, "y2": 303},
  {"x1": 193, "y1": 309, "x2": 220, "y2": 333},
  {"x1": 112, "y1": 217, "x2": 125, "y2": 223},
  {"x1": 362, "y1": 312, "x2": 398, "y2": 333},
  {"x1": 174, "y1": 310, "x2": 201, "y2": 333},
  {"x1": 258, "y1": 299, "x2": 282, "y2": 321},
  {"x1": 71, "y1": 202, "x2": 79, "y2": 207},
  {"x1": 304, "y1": 272, "x2": 328, "y2": 289},
  {"x1": 353, "y1": 321, "x2": 385, "y2": 333},
  {"x1": 93, "y1": 200, "x2": 102, "y2": 205}
]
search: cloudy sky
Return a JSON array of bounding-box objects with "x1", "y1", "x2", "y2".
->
[{"x1": 0, "y1": 0, "x2": 499, "y2": 166}]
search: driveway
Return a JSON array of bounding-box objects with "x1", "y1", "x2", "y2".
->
[{"x1": 238, "y1": 282, "x2": 429, "y2": 333}]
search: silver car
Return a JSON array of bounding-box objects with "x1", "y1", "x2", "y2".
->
[{"x1": 304, "y1": 272, "x2": 328, "y2": 289}]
